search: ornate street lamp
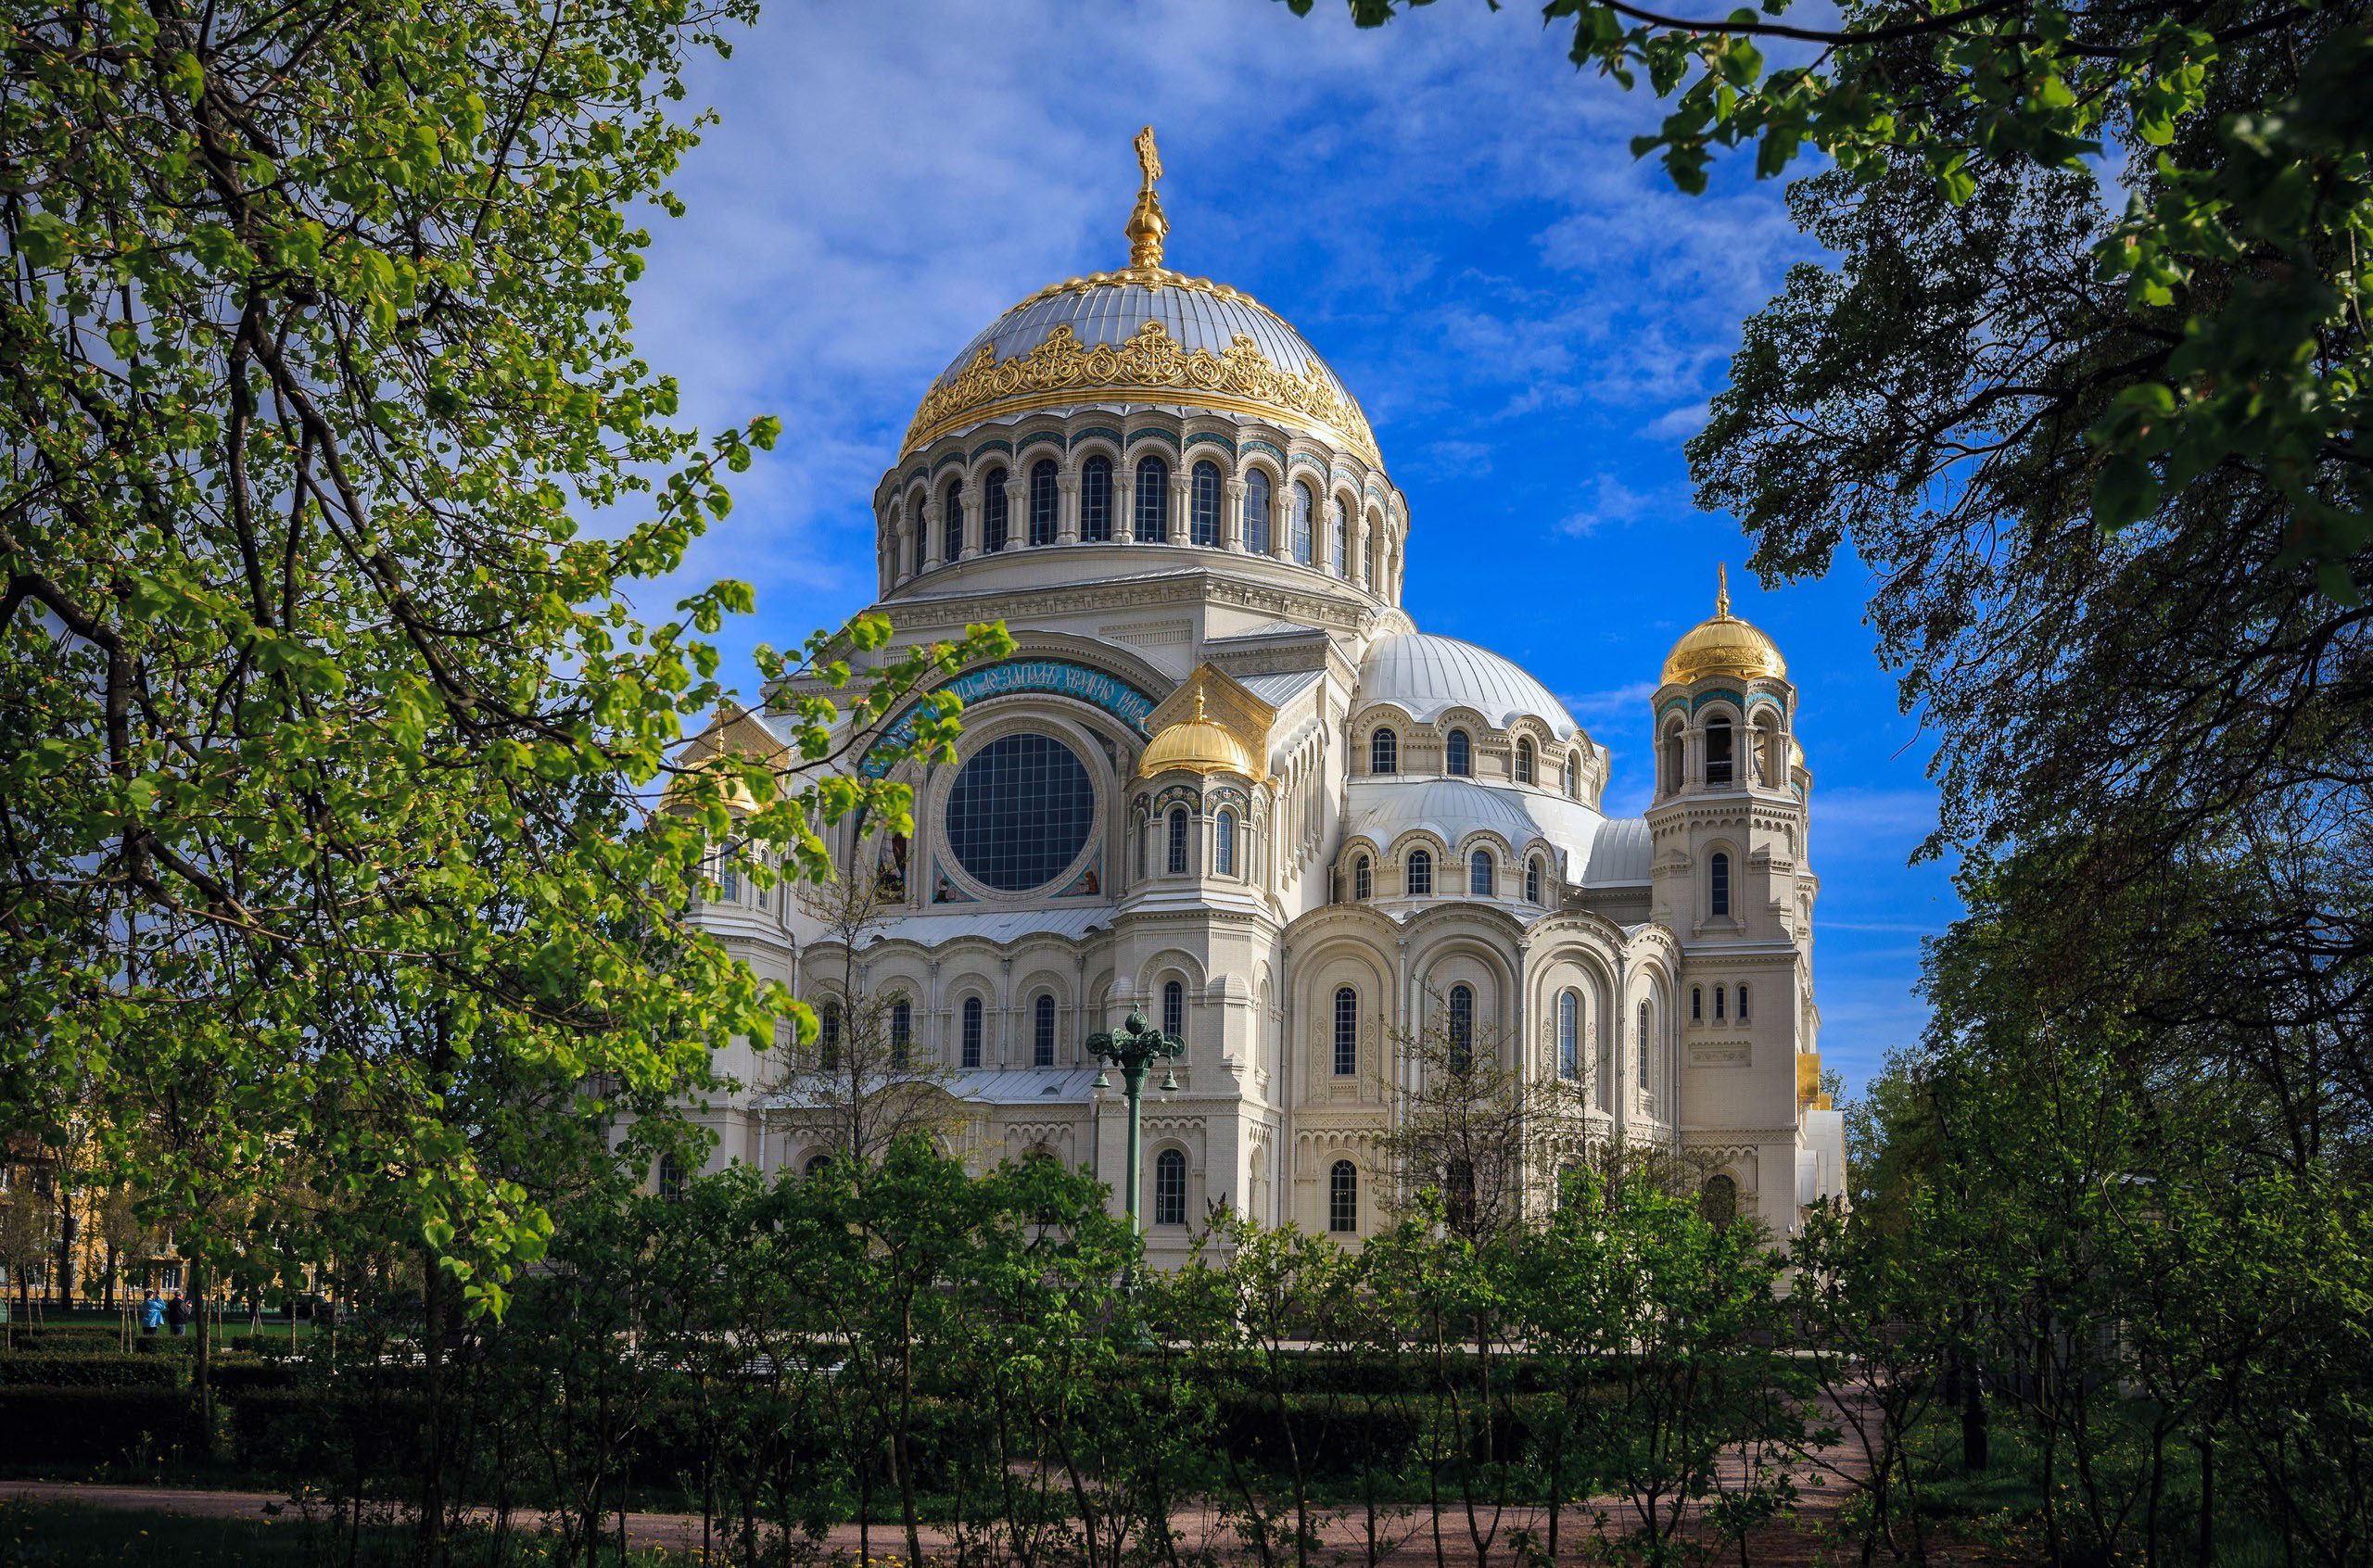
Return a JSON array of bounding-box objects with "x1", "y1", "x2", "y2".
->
[{"x1": 1086, "y1": 1008, "x2": 1183, "y2": 1239}]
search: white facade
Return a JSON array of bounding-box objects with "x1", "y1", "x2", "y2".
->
[{"x1": 681, "y1": 153, "x2": 1846, "y2": 1247}]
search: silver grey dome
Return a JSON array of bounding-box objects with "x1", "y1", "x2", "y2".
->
[{"x1": 1357, "y1": 633, "x2": 1580, "y2": 740}]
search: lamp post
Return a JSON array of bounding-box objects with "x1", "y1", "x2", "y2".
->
[{"x1": 1087, "y1": 1009, "x2": 1183, "y2": 1243}]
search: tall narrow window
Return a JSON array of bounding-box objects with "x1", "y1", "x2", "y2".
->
[
  {"x1": 1291, "y1": 482, "x2": 1314, "y2": 564},
  {"x1": 1163, "y1": 980, "x2": 1185, "y2": 1045},
  {"x1": 1034, "y1": 993, "x2": 1058, "y2": 1067},
  {"x1": 1081, "y1": 455, "x2": 1113, "y2": 541},
  {"x1": 1469, "y1": 850, "x2": 1493, "y2": 897},
  {"x1": 1029, "y1": 459, "x2": 1058, "y2": 545},
  {"x1": 1134, "y1": 455, "x2": 1169, "y2": 541},
  {"x1": 1445, "y1": 1159, "x2": 1476, "y2": 1232},
  {"x1": 1154, "y1": 1148, "x2": 1187, "y2": 1226},
  {"x1": 943, "y1": 477, "x2": 965, "y2": 562},
  {"x1": 819, "y1": 1003, "x2": 842, "y2": 1072},
  {"x1": 1446, "y1": 729, "x2": 1472, "y2": 777},
  {"x1": 1558, "y1": 990, "x2": 1580, "y2": 1080},
  {"x1": 1167, "y1": 807, "x2": 1189, "y2": 875},
  {"x1": 1333, "y1": 986, "x2": 1359, "y2": 1076},
  {"x1": 1329, "y1": 498, "x2": 1349, "y2": 575},
  {"x1": 1352, "y1": 855, "x2": 1372, "y2": 902},
  {"x1": 1715, "y1": 986, "x2": 1727, "y2": 1022},
  {"x1": 1329, "y1": 1160, "x2": 1358, "y2": 1233},
  {"x1": 720, "y1": 859, "x2": 739, "y2": 901},
  {"x1": 1215, "y1": 810, "x2": 1237, "y2": 877},
  {"x1": 1190, "y1": 460, "x2": 1222, "y2": 546},
  {"x1": 1448, "y1": 984, "x2": 1474, "y2": 1072},
  {"x1": 982, "y1": 466, "x2": 1009, "y2": 552},
  {"x1": 1406, "y1": 849, "x2": 1433, "y2": 896},
  {"x1": 891, "y1": 999, "x2": 912, "y2": 1070},
  {"x1": 1706, "y1": 715, "x2": 1734, "y2": 786},
  {"x1": 1244, "y1": 470, "x2": 1273, "y2": 554},
  {"x1": 1526, "y1": 857, "x2": 1543, "y2": 904},
  {"x1": 1662, "y1": 724, "x2": 1684, "y2": 792},
  {"x1": 1737, "y1": 985, "x2": 1750, "y2": 1023},
  {"x1": 911, "y1": 498, "x2": 928, "y2": 575},
  {"x1": 961, "y1": 995, "x2": 983, "y2": 1069},
  {"x1": 1566, "y1": 754, "x2": 1580, "y2": 798},
  {"x1": 657, "y1": 1156, "x2": 686, "y2": 1201},
  {"x1": 1700, "y1": 1174, "x2": 1739, "y2": 1227},
  {"x1": 1516, "y1": 740, "x2": 1536, "y2": 785},
  {"x1": 1636, "y1": 1002, "x2": 1650, "y2": 1091},
  {"x1": 1710, "y1": 852, "x2": 1732, "y2": 917},
  {"x1": 1370, "y1": 728, "x2": 1398, "y2": 775},
  {"x1": 1365, "y1": 529, "x2": 1380, "y2": 589}
]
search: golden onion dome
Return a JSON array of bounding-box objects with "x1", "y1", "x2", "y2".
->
[
  {"x1": 1662, "y1": 565, "x2": 1788, "y2": 687},
  {"x1": 1136, "y1": 689, "x2": 1258, "y2": 779}
]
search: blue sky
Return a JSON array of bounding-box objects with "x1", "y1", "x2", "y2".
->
[{"x1": 628, "y1": 0, "x2": 1957, "y2": 1094}]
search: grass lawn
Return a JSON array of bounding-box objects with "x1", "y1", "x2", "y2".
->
[{"x1": 0, "y1": 1500, "x2": 698, "y2": 1567}]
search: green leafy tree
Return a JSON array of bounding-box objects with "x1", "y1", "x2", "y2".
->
[{"x1": 0, "y1": 0, "x2": 1008, "y2": 1347}]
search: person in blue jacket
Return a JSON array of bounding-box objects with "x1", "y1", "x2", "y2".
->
[{"x1": 141, "y1": 1289, "x2": 165, "y2": 1334}]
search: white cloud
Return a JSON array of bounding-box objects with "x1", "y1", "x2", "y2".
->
[{"x1": 1641, "y1": 400, "x2": 1712, "y2": 440}]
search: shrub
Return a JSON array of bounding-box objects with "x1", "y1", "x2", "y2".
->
[
  {"x1": 0, "y1": 1385, "x2": 209, "y2": 1463},
  {"x1": 226, "y1": 1386, "x2": 425, "y2": 1478},
  {"x1": 0, "y1": 1353, "x2": 181, "y2": 1389}
]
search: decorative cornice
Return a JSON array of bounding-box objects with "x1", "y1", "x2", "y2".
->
[
  {"x1": 1126, "y1": 425, "x2": 1182, "y2": 450},
  {"x1": 902, "y1": 319, "x2": 1382, "y2": 467}
]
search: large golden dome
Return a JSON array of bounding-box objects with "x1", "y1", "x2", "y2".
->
[
  {"x1": 1136, "y1": 689, "x2": 1259, "y2": 779},
  {"x1": 1662, "y1": 566, "x2": 1787, "y2": 687},
  {"x1": 901, "y1": 129, "x2": 1379, "y2": 465}
]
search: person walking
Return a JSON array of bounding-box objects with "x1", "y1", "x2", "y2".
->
[
  {"x1": 165, "y1": 1291, "x2": 190, "y2": 1336},
  {"x1": 140, "y1": 1289, "x2": 164, "y2": 1335}
]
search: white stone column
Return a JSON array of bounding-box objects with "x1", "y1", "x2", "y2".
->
[
  {"x1": 1114, "y1": 471, "x2": 1136, "y2": 544},
  {"x1": 1002, "y1": 475, "x2": 1026, "y2": 551},
  {"x1": 1169, "y1": 471, "x2": 1191, "y2": 544},
  {"x1": 1057, "y1": 467, "x2": 1081, "y2": 544},
  {"x1": 920, "y1": 496, "x2": 945, "y2": 572},
  {"x1": 1223, "y1": 477, "x2": 1247, "y2": 551}
]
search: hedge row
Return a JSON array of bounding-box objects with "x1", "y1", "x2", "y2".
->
[
  {"x1": 0, "y1": 1385, "x2": 214, "y2": 1463},
  {"x1": 0, "y1": 1352, "x2": 181, "y2": 1388}
]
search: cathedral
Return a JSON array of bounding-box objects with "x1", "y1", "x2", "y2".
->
[{"x1": 680, "y1": 133, "x2": 1846, "y2": 1250}]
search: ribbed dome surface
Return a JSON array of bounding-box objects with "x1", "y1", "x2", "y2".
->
[
  {"x1": 934, "y1": 276, "x2": 1356, "y2": 409},
  {"x1": 1137, "y1": 714, "x2": 1258, "y2": 779},
  {"x1": 1356, "y1": 634, "x2": 1579, "y2": 740}
]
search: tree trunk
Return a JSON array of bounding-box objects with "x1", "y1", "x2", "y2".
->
[
  {"x1": 190, "y1": 1258, "x2": 215, "y2": 1457},
  {"x1": 416, "y1": 1257, "x2": 448, "y2": 1566},
  {"x1": 54, "y1": 1205, "x2": 78, "y2": 1311},
  {"x1": 1961, "y1": 1356, "x2": 1989, "y2": 1472}
]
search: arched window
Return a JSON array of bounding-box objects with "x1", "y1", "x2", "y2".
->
[
  {"x1": 1153, "y1": 1148, "x2": 1187, "y2": 1226},
  {"x1": 1566, "y1": 753, "x2": 1580, "y2": 798},
  {"x1": 1691, "y1": 986, "x2": 1703, "y2": 1022},
  {"x1": 1636, "y1": 1001, "x2": 1650, "y2": 1091},
  {"x1": 1469, "y1": 849, "x2": 1493, "y2": 897},
  {"x1": 1700, "y1": 1174, "x2": 1739, "y2": 1227},
  {"x1": 657, "y1": 1155, "x2": 686, "y2": 1201},
  {"x1": 961, "y1": 995, "x2": 983, "y2": 1069},
  {"x1": 1558, "y1": 990, "x2": 1580, "y2": 1080},
  {"x1": 1329, "y1": 1160, "x2": 1358, "y2": 1233},
  {"x1": 1244, "y1": 469, "x2": 1273, "y2": 554},
  {"x1": 1516, "y1": 740, "x2": 1536, "y2": 785},
  {"x1": 890, "y1": 999, "x2": 912, "y2": 1069},
  {"x1": 1406, "y1": 849, "x2": 1433, "y2": 897},
  {"x1": 1352, "y1": 854, "x2": 1372, "y2": 902},
  {"x1": 719, "y1": 858, "x2": 739, "y2": 901},
  {"x1": 1365, "y1": 527, "x2": 1380, "y2": 589},
  {"x1": 1034, "y1": 993, "x2": 1058, "y2": 1067},
  {"x1": 1290, "y1": 481, "x2": 1314, "y2": 564},
  {"x1": 1737, "y1": 984, "x2": 1750, "y2": 1023},
  {"x1": 1081, "y1": 455, "x2": 1113, "y2": 541},
  {"x1": 982, "y1": 466, "x2": 1009, "y2": 552},
  {"x1": 1661, "y1": 723, "x2": 1684, "y2": 793},
  {"x1": 1706, "y1": 715, "x2": 1734, "y2": 786},
  {"x1": 1447, "y1": 983, "x2": 1474, "y2": 1072},
  {"x1": 1162, "y1": 980, "x2": 1186, "y2": 1045},
  {"x1": 1214, "y1": 809, "x2": 1237, "y2": 877},
  {"x1": 1333, "y1": 986, "x2": 1359, "y2": 1076},
  {"x1": 805, "y1": 1153, "x2": 832, "y2": 1179},
  {"x1": 1710, "y1": 852, "x2": 1732, "y2": 917},
  {"x1": 1329, "y1": 497, "x2": 1349, "y2": 575},
  {"x1": 942, "y1": 476, "x2": 965, "y2": 563},
  {"x1": 1526, "y1": 856, "x2": 1543, "y2": 904},
  {"x1": 1134, "y1": 455, "x2": 1169, "y2": 541},
  {"x1": 910, "y1": 497, "x2": 927, "y2": 575},
  {"x1": 1189, "y1": 460, "x2": 1222, "y2": 546},
  {"x1": 1370, "y1": 727, "x2": 1398, "y2": 774},
  {"x1": 1029, "y1": 459, "x2": 1059, "y2": 545},
  {"x1": 818, "y1": 1003, "x2": 842, "y2": 1072},
  {"x1": 1715, "y1": 985, "x2": 1727, "y2": 1022},
  {"x1": 1446, "y1": 729, "x2": 1472, "y2": 777},
  {"x1": 1167, "y1": 807, "x2": 1189, "y2": 875}
]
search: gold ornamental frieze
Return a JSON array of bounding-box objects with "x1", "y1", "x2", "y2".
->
[{"x1": 901, "y1": 318, "x2": 1382, "y2": 467}]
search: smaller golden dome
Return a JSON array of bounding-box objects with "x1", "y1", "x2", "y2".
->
[
  {"x1": 1662, "y1": 564, "x2": 1787, "y2": 687},
  {"x1": 1137, "y1": 689, "x2": 1258, "y2": 778}
]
